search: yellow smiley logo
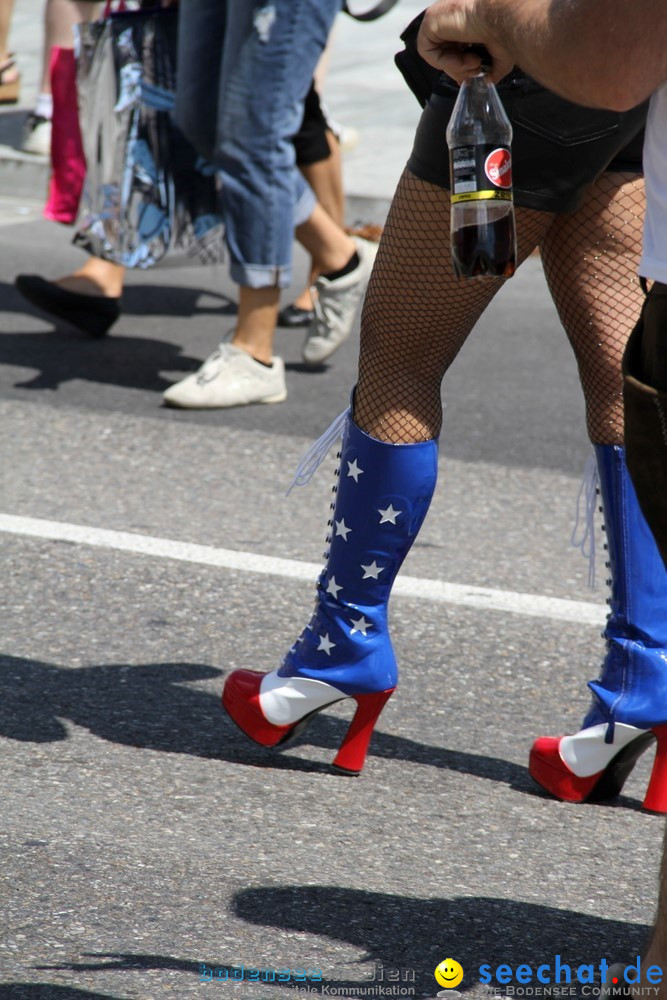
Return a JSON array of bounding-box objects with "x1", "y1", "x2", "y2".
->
[{"x1": 434, "y1": 959, "x2": 464, "y2": 990}]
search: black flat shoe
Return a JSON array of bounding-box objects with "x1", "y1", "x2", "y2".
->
[
  {"x1": 277, "y1": 303, "x2": 315, "y2": 328},
  {"x1": 15, "y1": 274, "x2": 121, "y2": 337}
]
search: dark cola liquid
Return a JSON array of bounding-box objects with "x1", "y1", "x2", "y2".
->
[{"x1": 451, "y1": 213, "x2": 516, "y2": 279}]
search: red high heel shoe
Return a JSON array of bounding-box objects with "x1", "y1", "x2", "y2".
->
[
  {"x1": 222, "y1": 670, "x2": 395, "y2": 774},
  {"x1": 530, "y1": 446, "x2": 667, "y2": 813},
  {"x1": 529, "y1": 723, "x2": 667, "y2": 812}
]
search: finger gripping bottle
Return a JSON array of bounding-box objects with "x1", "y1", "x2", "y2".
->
[{"x1": 446, "y1": 67, "x2": 517, "y2": 279}]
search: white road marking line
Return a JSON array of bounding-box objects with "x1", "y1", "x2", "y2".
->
[{"x1": 0, "y1": 512, "x2": 605, "y2": 626}]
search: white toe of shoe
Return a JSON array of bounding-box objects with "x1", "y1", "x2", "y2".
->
[{"x1": 163, "y1": 343, "x2": 287, "y2": 409}]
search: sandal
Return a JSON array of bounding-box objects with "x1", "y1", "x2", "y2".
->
[{"x1": 0, "y1": 56, "x2": 20, "y2": 105}]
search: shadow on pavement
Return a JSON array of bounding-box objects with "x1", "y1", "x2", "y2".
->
[
  {"x1": 0, "y1": 653, "x2": 330, "y2": 772},
  {"x1": 0, "y1": 655, "x2": 646, "y2": 804},
  {"x1": 121, "y1": 283, "x2": 237, "y2": 319},
  {"x1": 0, "y1": 109, "x2": 29, "y2": 148},
  {"x1": 28, "y1": 883, "x2": 653, "y2": 999},
  {"x1": 0, "y1": 330, "x2": 202, "y2": 392},
  {"x1": 234, "y1": 886, "x2": 651, "y2": 998},
  {"x1": 1, "y1": 279, "x2": 236, "y2": 321},
  {"x1": 36, "y1": 954, "x2": 199, "y2": 974}
]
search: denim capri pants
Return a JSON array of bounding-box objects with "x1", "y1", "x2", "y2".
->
[{"x1": 175, "y1": 0, "x2": 341, "y2": 288}]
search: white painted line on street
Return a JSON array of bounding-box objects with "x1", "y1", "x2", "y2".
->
[{"x1": 0, "y1": 512, "x2": 606, "y2": 627}]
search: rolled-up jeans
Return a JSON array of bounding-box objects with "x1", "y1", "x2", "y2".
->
[{"x1": 175, "y1": 0, "x2": 341, "y2": 288}]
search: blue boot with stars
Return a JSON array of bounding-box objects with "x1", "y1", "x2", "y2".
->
[
  {"x1": 222, "y1": 415, "x2": 438, "y2": 773},
  {"x1": 530, "y1": 444, "x2": 667, "y2": 811}
]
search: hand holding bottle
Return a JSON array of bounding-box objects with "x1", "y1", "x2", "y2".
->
[{"x1": 416, "y1": 0, "x2": 515, "y2": 84}]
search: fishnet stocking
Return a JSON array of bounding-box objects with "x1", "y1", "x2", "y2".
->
[
  {"x1": 540, "y1": 172, "x2": 645, "y2": 444},
  {"x1": 355, "y1": 169, "x2": 645, "y2": 446}
]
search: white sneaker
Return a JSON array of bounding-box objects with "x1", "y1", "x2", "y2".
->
[
  {"x1": 21, "y1": 113, "x2": 51, "y2": 156},
  {"x1": 162, "y1": 343, "x2": 287, "y2": 408},
  {"x1": 302, "y1": 237, "x2": 378, "y2": 367}
]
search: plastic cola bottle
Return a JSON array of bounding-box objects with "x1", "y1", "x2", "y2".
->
[{"x1": 446, "y1": 57, "x2": 516, "y2": 278}]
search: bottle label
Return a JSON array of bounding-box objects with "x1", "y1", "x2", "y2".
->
[{"x1": 450, "y1": 144, "x2": 512, "y2": 204}]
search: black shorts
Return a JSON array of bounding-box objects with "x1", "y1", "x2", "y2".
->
[
  {"x1": 292, "y1": 81, "x2": 331, "y2": 167},
  {"x1": 394, "y1": 12, "x2": 647, "y2": 213},
  {"x1": 407, "y1": 74, "x2": 647, "y2": 213}
]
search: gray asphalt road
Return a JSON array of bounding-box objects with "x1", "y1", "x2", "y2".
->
[{"x1": 0, "y1": 209, "x2": 661, "y2": 1000}]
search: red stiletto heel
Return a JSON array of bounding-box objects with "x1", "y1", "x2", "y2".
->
[
  {"x1": 223, "y1": 669, "x2": 394, "y2": 773},
  {"x1": 643, "y1": 726, "x2": 667, "y2": 813},
  {"x1": 332, "y1": 689, "x2": 395, "y2": 774}
]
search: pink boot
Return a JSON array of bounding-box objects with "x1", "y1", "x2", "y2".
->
[{"x1": 43, "y1": 47, "x2": 86, "y2": 225}]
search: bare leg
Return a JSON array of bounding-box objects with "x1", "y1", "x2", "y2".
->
[
  {"x1": 539, "y1": 171, "x2": 646, "y2": 444},
  {"x1": 39, "y1": 0, "x2": 101, "y2": 94},
  {"x1": 294, "y1": 130, "x2": 346, "y2": 312},
  {"x1": 296, "y1": 201, "x2": 356, "y2": 276},
  {"x1": 313, "y1": 25, "x2": 334, "y2": 93},
  {"x1": 0, "y1": 0, "x2": 18, "y2": 88},
  {"x1": 232, "y1": 286, "x2": 281, "y2": 364},
  {"x1": 300, "y1": 130, "x2": 345, "y2": 229},
  {"x1": 230, "y1": 201, "x2": 357, "y2": 365},
  {"x1": 355, "y1": 170, "x2": 554, "y2": 442},
  {"x1": 0, "y1": 0, "x2": 15, "y2": 64},
  {"x1": 230, "y1": 195, "x2": 358, "y2": 364},
  {"x1": 57, "y1": 258, "x2": 125, "y2": 299}
]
